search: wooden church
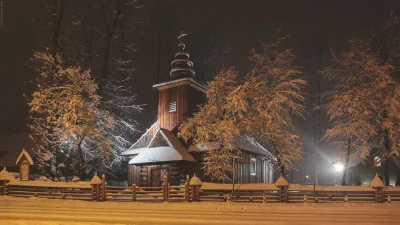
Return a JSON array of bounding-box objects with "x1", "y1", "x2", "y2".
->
[{"x1": 121, "y1": 34, "x2": 274, "y2": 187}]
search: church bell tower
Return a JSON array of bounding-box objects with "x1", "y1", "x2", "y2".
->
[{"x1": 153, "y1": 32, "x2": 207, "y2": 131}]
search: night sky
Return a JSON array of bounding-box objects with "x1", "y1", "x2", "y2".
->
[
  {"x1": 0, "y1": 0, "x2": 399, "y2": 180},
  {"x1": 1, "y1": 0, "x2": 399, "y2": 130}
]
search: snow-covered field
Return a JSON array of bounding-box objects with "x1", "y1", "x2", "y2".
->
[{"x1": 1, "y1": 196, "x2": 399, "y2": 224}]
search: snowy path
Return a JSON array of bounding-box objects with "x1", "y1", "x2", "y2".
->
[{"x1": 1, "y1": 196, "x2": 400, "y2": 224}]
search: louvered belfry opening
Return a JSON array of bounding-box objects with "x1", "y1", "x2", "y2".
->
[{"x1": 168, "y1": 102, "x2": 177, "y2": 112}]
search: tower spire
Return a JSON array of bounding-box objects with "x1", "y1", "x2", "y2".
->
[{"x1": 169, "y1": 31, "x2": 195, "y2": 80}]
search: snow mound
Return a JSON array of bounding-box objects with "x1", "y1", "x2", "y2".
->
[
  {"x1": 201, "y1": 182, "x2": 278, "y2": 190},
  {"x1": 9, "y1": 180, "x2": 91, "y2": 188}
]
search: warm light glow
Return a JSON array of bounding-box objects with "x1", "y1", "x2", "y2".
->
[
  {"x1": 334, "y1": 162, "x2": 344, "y2": 172},
  {"x1": 306, "y1": 175, "x2": 309, "y2": 179}
]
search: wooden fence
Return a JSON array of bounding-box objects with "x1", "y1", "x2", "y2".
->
[{"x1": 2, "y1": 173, "x2": 400, "y2": 204}]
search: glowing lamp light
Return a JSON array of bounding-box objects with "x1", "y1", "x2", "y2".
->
[{"x1": 334, "y1": 162, "x2": 344, "y2": 172}]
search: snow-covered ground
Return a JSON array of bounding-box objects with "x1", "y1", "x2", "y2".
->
[{"x1": 1, "y1": 196, "x2": 399, "y2": 224}]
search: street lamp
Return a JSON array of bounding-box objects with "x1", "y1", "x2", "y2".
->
[{"x1": 334, "y1": 162, "x2": 344, "y2": 172}]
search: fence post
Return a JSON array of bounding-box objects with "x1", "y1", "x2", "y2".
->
[
  {"x1": 284, "y1": 186, "x2": 289, "y2": 203},
  {"x1": 90, "y1": 173, "x2": 102, "y2": 201},
  {"x1": 91, "y1": 184, "x2": 95, "y2": 201},
  {"x1": 163, "y1": 175, "x2": 169, "y2": 202},
  {"x1": 275, "y1": 174, "x2": 289, "y2": 203},
  {"x1": 304, "y1": 195, "x2": 307, "y2": 203},
  {"x1": 184, "y1": 175, "x2": 189, "y2": 202},
  {"x1": 101, "y1": 174, "x2": 106, "y2": 201},
  {"x1": 278, "y1": 187, "x2": 282, "y2": 202},
  {"x1": 344, "y1": 194, "x2": 348, "y2": 203},
  {"x1": 0, "y1": 167, "x2": 11, "y2": 195},
  {"x1": 96, "y1": 184, "x2": 100, "y2": 201},
  {"x1": 190, "y1": 185, "x2": 195, "y2": 201},
  {"x1": 189, "y1": 174, "x2": 202, "y2": 202},
  {"x1": 226, "y1": 194, "x2": 231, "y2": 203},
  {"x1": 132, "y1": 184, "x2": 137, "y2": 201},
  {"x1": 369, "y1": 173, "x2": 384, "y2": 203},
  {"x1": 4, "y1": 182, "x2": 8, "y2": 195},
  {"x1": 263, "y1": 193, "x2": 267, "y2": 204}
]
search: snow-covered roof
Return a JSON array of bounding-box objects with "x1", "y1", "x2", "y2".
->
[
  {"x1": 275, "y1": 174, "x2": 289, "y2": 187},
  {"x1": 369, "y1": 173, "x2": 384, "y2": 188},
  {"x1": 188, "y1": 135, "x2": 275, "y2": 159},
  {"x1": 120, "y1": 148, "x2": 143, "y2": 156},
  {"x1": 152, "y1": 77, "x2": 207, "y2": 93},
  {"x1": 0, "y1": 167, "x2": 15, "y2": 181},
  {"x1": 188, "y1": 142, "x2": 220, "y2": 152},
  {"x1": 125, "y1": 128, "x2": 197, "y2": 165},
  {"x1": 128, "y1": 146, "x2": 196, "y2": 165},
  {"x1": 90, "y1": 174, "x2": 102, "y2": 185},
  {"x1": 234, "y1": 135, "x2": 274, "y2": 158},
  {"x1": 15, "y1": 148, "x2": 34, "y2": 166}
]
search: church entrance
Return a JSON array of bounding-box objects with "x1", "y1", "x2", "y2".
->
[{"x1": 149, "y1": 165, "x2": 169, "y2": 187}]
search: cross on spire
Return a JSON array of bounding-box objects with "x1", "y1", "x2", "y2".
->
[{"x1": 177, "y1": 31, "x2": 187, "y2": 51}]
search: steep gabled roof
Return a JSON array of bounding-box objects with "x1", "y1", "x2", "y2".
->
[
  {"x1": 122, "y1": 128, "x2": 196, "y2": 165},
  {"x1": 128, "y1": 120, "x2": 160, "y2": 150},
  {"x1": 16, "y1": 148, "x2": 34, "y2": 165}
]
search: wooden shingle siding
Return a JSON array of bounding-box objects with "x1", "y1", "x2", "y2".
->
[
  {"x1": 158, "y1": 84, "x2": 205, "y2": 131},
  {"x1": 128, "y1": 165, "x2": 140, "y2": 186},
  {"x1": 158, "y1": 85, "x2": 189, "y2": 131}
]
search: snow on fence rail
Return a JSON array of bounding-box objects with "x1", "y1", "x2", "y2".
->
[{"x1": 2, "y1": 172, "x2": 400, "y2": 204}]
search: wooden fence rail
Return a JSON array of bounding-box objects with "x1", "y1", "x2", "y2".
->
[{"x1": 2, "y1": 173, "x2": 400, "y2": 204}]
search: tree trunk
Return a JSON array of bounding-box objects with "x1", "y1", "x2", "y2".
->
[
  {"x1": 341, "y1": 138, "x2": 351, "y2": 186},
  {"x1": 383, "y1": 111, "x2": 391, "y2": 186},
  {"x1": 77, "y1": 135, "x2": 86, "y2": 180},
  {"x1": 383, "y1": 161, "x2": 390, "y2": 186},
  {"x1": 280, "y1": 164, "x2": 285, "y2": 177},
  {"x1": 231, "y1": 158, "x2": 235, "y2": 198}
]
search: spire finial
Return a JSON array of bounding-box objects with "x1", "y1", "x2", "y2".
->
[
  {"x1": 169, "y1": 32, "x2": 195, "y2": 79},
  {"x1": 177, "y1": 31, "x2": 186, "y2": 51},
  {"x1": 177, "y1": 31, "x2": 187, "y2": 41}
]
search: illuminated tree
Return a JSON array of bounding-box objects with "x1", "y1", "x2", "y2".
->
[
  {"x1": 368, "y1": 12, "x2": 400, "y2": 185},
  {"x1": 243, "y1": 32, "x2": 306, "y2": 175},
  {"x1": 29, "y1": 52, "x2": 114, "y2": 180},
  {"x1": 180, "y1": 32, "x2": 307, "y2": 180},
  {"x1": 179, "y1": 68, "x2": 240, "y2": 182},
  {"x1": 322, "y1": 38, "x2": 393, "y2": 185}
]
